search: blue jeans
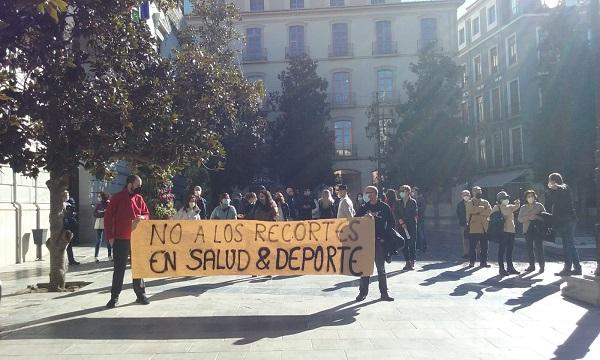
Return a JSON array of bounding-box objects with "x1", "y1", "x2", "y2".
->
[
  {"x1": 94, "y1": 229, "x2": 112, "y2": 258},
  {"x1": 555, "y1": 221, "x2": 580, "y2": 269}
]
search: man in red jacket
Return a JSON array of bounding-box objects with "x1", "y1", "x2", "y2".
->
[{"x1": 104, "y1": 174, "x2": 150, "y2": 308}]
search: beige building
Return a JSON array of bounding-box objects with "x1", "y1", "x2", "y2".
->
[{"x1": 187, "y1": 0, "x2": 463, "y2": 195}]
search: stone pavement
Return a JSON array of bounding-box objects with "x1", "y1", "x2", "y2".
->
[{"x1": 1, "y1": 230, "x2": 599, "y2": 360}]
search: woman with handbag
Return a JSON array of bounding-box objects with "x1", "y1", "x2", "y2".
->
[
  {"x1": 518, "y1": 190, "x2": 546, "y2": 273},
  {"x1": 491, "y1": 191, "x2": 520, "y2": 276}
]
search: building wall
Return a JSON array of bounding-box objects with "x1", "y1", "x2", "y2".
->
[{"x1": 189, "y1": 0, "x2": 462, "y2": 196}]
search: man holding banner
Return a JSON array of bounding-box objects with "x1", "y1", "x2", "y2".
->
[
  {"x1": 105, "y1": 175, "x2": 150, "y2": 308},
  {"x1": 355, "y1": 186, "x2": 395, "y2": 302}
]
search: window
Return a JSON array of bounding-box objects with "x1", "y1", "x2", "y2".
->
[
  {"x1": 508, "y1": 79, "x2": 520, "y2": 116},
  {"x1": 510, "y1": 0, "x2": 519, "y2": 17},
  {"x1": 332, "y1": 72, "x2": 351, "y2": 105},
  {"x1": 487, "y1": 4, "x2": 497, "y2": 26},
  {"x1": 476, "y1": 96, "x2": 484, "y2": 123},
  {"x1": 375, "y1": 20, "x2": 392, "y2": 53},
  {"x1": 538, "y1": 87, "x2": 544, "y2": 112},
  {"x1": 493, "y1": 132, "x2": 503, "y2": 168},
  {"x1": 473, "y1": 55, "x2": 482, "y2": 82},
  {"x1": 371, "y1": 0, "x2": 385, "y2": 4},
  {"x1": 507, "y1": 35, "x2": 517, "y2": 66},
  {"x1": 330, "y1": 0, "x2": 344, "y2": 6},
  {"x1": 245, "y1": 28, "x2": 263, "y2": 61},
  {"x1": 332, "y1": 23, "x2": 349, "y2": 56},
  {"x1": 461, "y1": 101, "x2": 469, "y2": 125},
  {"x1": 250, "y1": 0, "x2": 264, "y2": 11},
  {"x1": 461, "y1": 64, "x2": 468, "y2": 88},
  {"x1": 486, "y1": 136, "x2": 494, "y2": 169},
  {"x1": 479, "y1": 139, "x2": 487, "y2": 167},
  {"x1": 489, "y1": 46, "x2": 498, "y2": 74},
  {"x1": 472, "y1": 17, "x2": 480, "y2": 38},
  {"x1": 491, "y1": 87, "x2": 501, "y2": 121},
  {"x1": 458, "y1": 28, "x2": 465, "y2": 46},
  {"x1": 420, "y1": 18, "x2": 437, "y2": 48},
  {"x1": 288, "y1": 25, "x2": 305, "y2": 56},
  {"x1": 510, "y1": 127, "x2": 524, "y2": 165},
  {"x1": 290, "y1": 0, "x2": 304, "y2": 9},
  {"x1": 335, "y1": 121, "x2": 353, "y2": 157},
  {"x1": 377, "y1": 69, "x2": 394, "y2": 99}
]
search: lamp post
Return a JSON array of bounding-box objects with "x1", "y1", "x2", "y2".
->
[
  {"x1": 367, "y1": 92, "x2": 383, "y2": 193},
  {"x1": 591, "y1": 0, "x2": 600, "y2": 276}
]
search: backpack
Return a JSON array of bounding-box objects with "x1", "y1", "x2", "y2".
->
[{"x1": 488, "y1": 210, "x2": 505, "y2": 236}]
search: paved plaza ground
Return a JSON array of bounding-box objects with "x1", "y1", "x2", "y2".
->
[{"x1": 1, "y1": 230, "x2": 599, "y2": 360}]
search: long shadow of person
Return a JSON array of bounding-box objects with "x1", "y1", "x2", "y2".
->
[
  {"x1": 505, "y1": 279, "x2": 565, "y2": 312},
  {"x1": 417, "y1": 261, "x2": 460, "y2": 273},
  {"x1": 552, "y1": 303, "x2": 600, "y2": 360},
  {"x1": 450, "y1": 275, "x2": 543, "y2": 300},
  {"x1": 321, "y1": 270, "x2": 405, "y2": 293},
  {"x1": 420, "y1": 266, "x2": 477, "y2": 287}
]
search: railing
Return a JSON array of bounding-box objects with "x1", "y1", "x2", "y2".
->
[
  {"x1": 417, "y1": 40, "x2": 444, "y2": 53},
  {"x1": 334, "y1": 144, "x2": 358, "y2": 159},
  {"x1": 328, "y1": 92, "x2": 356, "y2": 108},
  {"x1": 372, "y1": 41, "x2": 398, "y2": 56},
  {"x1": 285, "y1": 46, "x2": 310, "y2": 59},
  {"x1": 328, "y1": 43, "x2": 353, "y2": 58},
  {"x1": 372, "y1": 90, "x2": 401, "y2": 104},
  {"x1": 242, "y1": 47, "x2": 267, "y2": 63}
]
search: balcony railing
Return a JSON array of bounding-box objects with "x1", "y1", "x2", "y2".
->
[
  {"x1": 328, "y1": 92, "x2": 356, "y2": 108},
  {"x1": 328, "y1": 43, "x2": 353, "y2": 58},
  {"x1": 372, "y1": 90, "x2": 400, "y2": 104},
  {"x1": 285, "y1": 46, "x2": 310, "y2": 59},
  {"x1": 242, "y1": 47, "x2": 267, "y2": 63},
  {"x1": 417, "y1": 40, "x2": 444, "y2": 53},
  {"x1": 334, "y1": 144, "x2": 358, "y2": 159},
  {"x1": 372, "y1": 41, "x2": 398, "y2": 56}
]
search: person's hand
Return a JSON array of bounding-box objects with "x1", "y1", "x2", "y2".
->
[
  {"x1": 137, "y1": 215, "x2": 146, "y2": 219},
  {"x1": 514, "y1": 199, "x2": 520, "y2": 206}
]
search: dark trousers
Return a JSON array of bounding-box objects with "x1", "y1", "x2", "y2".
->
[
  {"x1": 402, "y1": 224, "x2": 417, "y2": 261},
  {"x1": 111, "y1": 239, "x2": 145, "y2": 299},
  {"x1": 66, "y1": 242, "x2": 76, "y2": 263},
  {"x1": 359, "y1": 239, "x2": 388, "y2": 295},
  {"x1": 525, "y1": 232, "x2": 545, "y2": 268},
  {"x1": 469, "y1": 233, "x2": 488, "y2": 265},
  {"x1": 556, "y1": 221, "x2": 581, "y2": 270},
  {"x1": 94, "y1": 229, "x2": 112, "y2": 258},
  {"x1": 498, "y1": 232, "x2": 516, "y2": 270}
]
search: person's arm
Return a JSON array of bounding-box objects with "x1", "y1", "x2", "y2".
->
[
  {"x1": 229, "y1": 206, "x2": 238, "y2": 220},
  {"x1": 210, "y1": 208, "x2": 218, "y2": 220},
  {"x1": 139, "y1": 198, "x2": 150, "y2": 219},
  {"x1": 517, "y1": 205, "x2": 528, "y2": 224},
  {"x1": 104, "y1": 195, "x2": 116, "y2": 242},
  {"x1": 355, "y1": 205, "x2": 366, "y2": 217}
]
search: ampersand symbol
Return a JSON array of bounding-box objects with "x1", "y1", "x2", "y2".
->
[{"x1": 256, "y1": 247, "x2": 271, "y2": 270}]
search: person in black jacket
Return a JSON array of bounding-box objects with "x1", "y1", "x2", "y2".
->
[
  {"x1": 298, "y1": 188, "x2": 316, "y2": 220},
  {"x1": 397, "y1": 185, "x2": 418, "y2": 271},
  {"x1": 192, "y1": 186, "x2": 209, "y2": 220},
  {"x1": 62, "y1": 190, "x2": 80, "y2": 265},
  {"x1": 546, "y1": 173, "x2": 581, "y2": 276},
  {"x1": 456, "y1": 190, "x2": 471, "y2": 260},
  {"x1": 355, "y1": 186, "x2": 395, "y2": 302}
]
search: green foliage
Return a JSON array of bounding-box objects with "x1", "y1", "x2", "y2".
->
[
  {"x1": 270, "y1": 55, "x2": 334, "y2": 188},
  {"x1": 533, "y1": 5, "x2": 596, "y2": 194},
  {"x1": 384, "y1": 49, "x2": 465, "y2": 190}
]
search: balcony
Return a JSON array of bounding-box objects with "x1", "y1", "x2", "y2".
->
[
  {"x1": 285, "y1": 46, "x2": 310, "y2": 59},
  {"x1": 417, "y1": 40, "x2": 444, "y2": 53},
  {"x1": 334, "y1": 144, "x2": 358, "y2": 159},
  {"x1": 242, "y1": 47, "x2": 268, "y2": 63},
  {"x1": 372, "y1": 90, "x2": 401, "y2": 104},
  {"x1": 372, "y1": 41, "x2": 398, "y2": 56},
  {"x1": 328, "y1": 43, "x2": 353, "y2": 58},
  {"x1": 328, "y1": 92, "x2": 356, "y2": 108}
]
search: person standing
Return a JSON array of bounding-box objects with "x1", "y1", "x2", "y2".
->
[
  {"x1": 546, "y1": 173, "x2": 581, "y2": 276},
  {"x1": 210, "y1": 193, "x2": 237, "y2": 220},
  {"x1": 285, "y1": 188, "x2": 298, "y2": 220},
  {"x1": 355, "y1": 186, "x2": 395, "y2": 302},
  {"x1": 248, "y1": 190, "x2": 278, "y2": 221},
  {"x1": 193, "y1": 186, "x2": 209, "y2": 220},
  {"x1": 356, "y1": 193, "x2": 365, "y2": 208},
  {"x1": 231, "y1": 193, "x2": 243, "y2": 214},
  {"x1": 104, "y1": 175, "x2": 150, "y2": 308},
  {"x1": 240, "y1": 192, "x2": 257, "y2": 219},
  {"x1": 93, "y1": 192, "x2": 112, "y2": 262},
  {"x1": 413, "y1": 187, "x2": 427, "y2": 252},
  {"x1": 318, "y1": 189, "x2": 336, "y2": 219},
  {"x1": 491, "y1": 191, "x2": 521, "y2": 276},
  {"x1": 336, "y1": 184, "x2": 355, "y2": 219},
  {"x1": 456, "y1": 190, "x2": 471, "y2": 260},
  {"x1": 63, "y1": 190, "x2": 80, "y2": 266},
  {"x1": 397, "y1": 185, "x2": 418, "y2": 271},
  {"x1": 466, "y1": 186, "x2": 492, "y2": 268},
  {"x1": 518, "y1": 190, "x2": 547, "y2": 273},
  {"x1": 384, "y1": 189, "x2": 399, "y2": 224},
  {"x1": 274, "y1": 192, "x2": 290, "y2": 221},
  {"x1": 173, "y1": 194, "x2": 201, "y2": 220},
  {"x1": 298, "y1": 188, "x2": 316, "y2": 221}
]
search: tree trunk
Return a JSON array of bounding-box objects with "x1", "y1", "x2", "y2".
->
[{"x1": 45, "y1": 172, "x2": 72, "y2": 292}]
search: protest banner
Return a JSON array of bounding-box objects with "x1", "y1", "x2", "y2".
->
[{"x1": 130, "y1": 217, "x2": 375, "y2": 278}]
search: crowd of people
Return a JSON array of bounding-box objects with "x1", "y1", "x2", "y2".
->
[{"x1": 83, "y1": 171, "x2": 582, "y2": 308}]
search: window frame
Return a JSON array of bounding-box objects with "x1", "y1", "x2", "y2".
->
[
  {"x1": 376, "y1": 69, "x2": 394, "y2": 99},
  {"x1": 471, "y1": 16, "x2": 481, "y2": 41},
  {"x1": 330, "y1": 0, "x2": 345, "y2": 6},
  {"x1": 506, "y1": 34, "x2": 518, "y2": 67},
  {"x1": 507, "y1": 78, "x2": 520, "y2": 117},
  {"x1": 489, "y1": 45, "x2": 498, "y2": 75},
  {"x1": 476, "y1": 95, "x2": 485, "y2": 123},
  {"x1": 490, "y1": 86, "x2": 501, "y2": 122},
  {"x1": 288, "y1": 25, "x2": 305, "y2": 56},
  {"x1": 334, "y1": 120, "x2": 353, "y2": 157},
  {"x1": 509, "y1": 126, "x2": 524, "y2": 165},
  {"x1": 290, "y1": 0, "x2": 304, "y2": 10},
  {"x1": 249, "y1": 0, "x2": 264, "y2": 12},
  {"x1": 492, "y1": 131, "x2": 504, "y2": 168},
  {"x1": 332, "y1": 71, "x2": 351, "y2": 105},
  {"x1": 458, "y1": 27, "x2": 466, "y2": 47},
  {"x1": 473, "y1": 54, "x2": 482, "y2": 83},
  {"x1": 487, "y1": 4, "x2": 497, "y2": 29}
]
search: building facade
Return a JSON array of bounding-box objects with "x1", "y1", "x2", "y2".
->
[
  {"x1": 187, "y1": 0, "x2": 463, "y2": 195},
  {"x1": 457, "y1": 0, "x2": 552, "y2": 196}
]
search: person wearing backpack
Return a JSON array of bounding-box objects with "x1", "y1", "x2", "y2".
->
[
  {"x1": 491, "y1": 191, "x2": 520, "y2": 276},
  {"x1": 466, "y1": 186, "x2": 492, "y2": 268}
]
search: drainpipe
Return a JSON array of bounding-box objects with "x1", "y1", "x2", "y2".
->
[{"x1": 13, "y1": 172, "x2": 22, "y2": 264}]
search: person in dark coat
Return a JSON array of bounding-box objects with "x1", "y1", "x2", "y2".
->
[
  {"x1": 298, "y1": 188, "x2": 316, "y2": 220},
  {"x1": 413, "y1": 187, "x2": 427, "y2": 252},
  {"x1": 240, "y1": 192, "x2": 257, "y2": 219},
  {"x1": 318, "y1": 189, "x2": 336, "y2": 219},
  {"x1": 63, "y1": 190, "x2": 80, "y2": 265},
  {"x1": 247, "y1": 190, "x2": 278, "y2": 221},
  {"x1": 285, "y1": 187, "x2": 298, "y2": 219},
  {"x1": 274, "y1": 192, "x2": 291, "y2": 221},
  {"x1": 546, "y1": 172, "x2": 581, "y2": 276},
  {"x1": 456, "y1": 189, "x2": 471, "y2": 260},
  {"x1": 192, "y1": 186, "x2": 209, "y2": 220},
  {"x1": 397, "y1": 185, "x2": 418, "y2": 271}
]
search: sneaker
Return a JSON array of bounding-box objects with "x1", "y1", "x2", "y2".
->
[
  {"x1": 572, "y1": 267, "x2": 582, "y2": 276},
  {"x1": 69, "y1": 261, "x2": 81, "y2": 266},
  {"x1": 402, "y1": 263, "x2": 411, "y2": 271},
  {"x1": 539, "y1": 265, "x2": 545, "y2": 273},
  {"x1": 106, "y1": 298, "x2": 118, "y2": 309},
  {"x1": 380, "y1": 293, "x2": 395, "y2": 302},
  {"x1": 135, "y1": 295, "x2": 150, "y2": 305},
  {"x1": 508, "y1": 268, "x2": 520, "y2": 275},
  {"x1": 524, "y1": 265, "x2": 535, "y2": 272},
  {"x1": 467, "y1": 262, "x2": 475, "y2": 268},
  {"x1": 108, "y1": 255, "x2": 113, "y2": 261},
  {"x1": 555, "y1": 268, "x2": 572, "y2": 276},
  {"x1": 355, "y1": 293, "x2": 367, "y2": 302},
  {"x1": 95, "y1": 257, "x2": 99, "y2": 263},
  {"x1": 385, "y1": 254, "x2": 392, "y2": 264},
  {"x1": 480, "y1": 263, "x2": 491, "y2": 268},
  {"x1": 499, "y1": 269, "x2": 508, "y2": 277}
]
